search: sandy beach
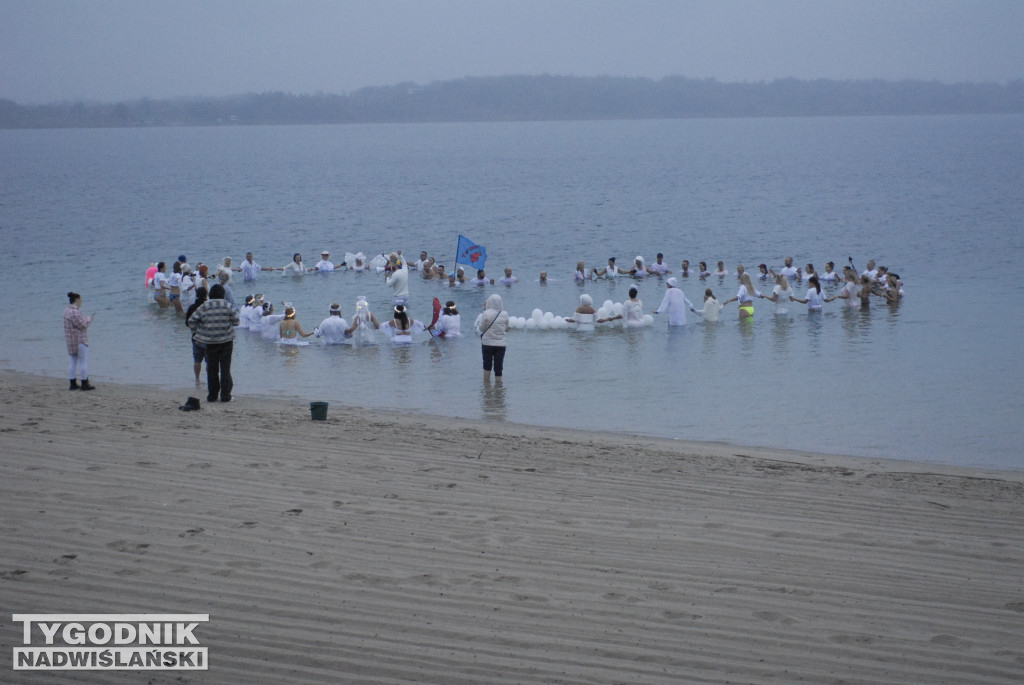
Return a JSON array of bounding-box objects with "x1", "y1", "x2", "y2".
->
[{"x1": 1, "y1": 369, "x2": 1022, "y2": 684}]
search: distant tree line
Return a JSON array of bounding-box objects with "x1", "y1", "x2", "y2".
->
[{"x1": 2, "y1": 75, "x2": 1022, "y2": 129}]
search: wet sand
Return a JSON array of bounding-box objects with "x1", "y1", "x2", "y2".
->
[{"x1": 1, "y1": 370, "x2": 1022, "y2": 684}]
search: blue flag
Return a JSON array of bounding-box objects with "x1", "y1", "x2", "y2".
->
[{"x1": 455, "y1": 235, "x2": 487, "y2": 271}]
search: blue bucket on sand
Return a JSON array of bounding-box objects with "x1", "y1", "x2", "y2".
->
[{"x1": 310, "y1": 402, "x2": 328, "y2": 421}]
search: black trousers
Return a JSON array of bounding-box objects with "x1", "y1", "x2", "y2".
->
[
  {"x1": 481, "y1": 344, "x2": 506, "y2": 376},
  {"x1": 205, "y1": 340, "x2": 234, "y2": 401}
]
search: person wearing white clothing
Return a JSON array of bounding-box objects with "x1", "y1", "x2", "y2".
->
[
  {"x1": 599, "y1": 287, "x2": 647, "y2": 327},
  {"x1": 475, "y1": 294, "x2": 510, "y2": 382},
  {"x1": 386, "y1": 252, "x2": 410, "y2": 304},
  {"x1": 792, "y1": 277, "x2": 826, "y2": 311},
  {"x1": 653, "y1": 278, "x2": 697, "y2": 325},
  {"x1": 648, "y1": 253, "x2": 670, "y2": 276},
  {"x1": 315, "y1": 303, "x2": 354, "y2": 344},
  {"x1": 498, "y1": 267, "x2": 518, "y2": 285},
  {"x1": 240, "y1": 252, "x2": 277, "y2": 281},
  {"x1": 433, "y1": 301, "x2": 462, "y2": 338},
  {"x1": 826, "y1": 269, "x2": 861, "y2": 309},
  {"x1": 699, "y1": 289, "x2": 723, "y2": 322},
  {"x1": 216, "y1": 257, "x2": 236, "y2": 284},
  {"x1": 763, "y1": 274, "x2": 796, "y2": 314},
  {"x1": 380, "y1": 304, "x2": 424, "y2": 344},
  {"x1": 777, "y1": 256, "x2": 800, "y2": 282},
  {"x1": 281, "y1": 253, "x2": 308, "y2": 276},
  {"x1": 313, "y1": 251, "x2": 340, "y2": 273}
]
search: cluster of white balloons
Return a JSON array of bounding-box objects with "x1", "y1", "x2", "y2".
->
[{"x1": 507, "y1": 300, "x2": 654, "y2": 330}]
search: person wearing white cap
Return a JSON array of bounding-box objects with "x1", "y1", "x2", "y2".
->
[
  {"x1": 313, "y1": 250, "x2": 339, "y2": 273},
  {"x1": 653, "y1": 277, "x2": 697, "y2": 325},
  {"x1": 314, "y1": 303, "x2": 353, "y2": 344}
]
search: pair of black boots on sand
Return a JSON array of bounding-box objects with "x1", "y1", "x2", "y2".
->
[{"x1": 69, "y1": 379, "x2": 95, "y2": 391}]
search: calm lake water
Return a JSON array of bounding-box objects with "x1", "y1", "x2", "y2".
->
[{"x1": 1, "y1": 115, "x2": 1022, "y2": 469}]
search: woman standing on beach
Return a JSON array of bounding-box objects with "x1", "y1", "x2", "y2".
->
[
  {"x1": 475, "y1": 294, "x2": 510, "y2": 382},
  {"x1": 64, "y1": 292, "x2": 95, "y2": 390}
]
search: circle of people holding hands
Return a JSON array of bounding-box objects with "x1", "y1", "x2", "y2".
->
[{"x1": 149, "y1": 248, "x2": 904, "y2": 348}]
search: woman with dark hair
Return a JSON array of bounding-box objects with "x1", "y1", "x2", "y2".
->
[
  {"x1": 64, "y1": 292, "x2": 95, "y2": 390},
  {"x1": 792, "y1": 276, "x2": 825, "y2": 311},
  {"x1": 599, "y1": 287, "x2": 648, "y2": 327},
  {"x1": 430, "y1": 301, "x2": 462, "y2": 338},
  {"x1": 168, "y1": 261, "x2": 185, "y2": 314},
  {"x1": 380, "y1": 304, "x2": 424, "y2": 344},
  {"x1": 152, "y1": 261, "x2": 170, "y2": 307},
  {"x1": 281, "y1": 253, "x2": 307, "y2": 276}
]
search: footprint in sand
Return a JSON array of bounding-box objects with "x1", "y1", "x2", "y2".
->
[
  {"x1": 106, "y1": 541, "x2": 150, "y2": 554},
  {"x1": 930, "y1": 634, "x2": 973, "y2": 649},
  {"x1": 179, "y1": 528, "x2": 205, "y2": 538},
  {"x1": 226, "y1": 560, "x2": 261, "y2": 569},
  {"x1": 829, "y1": 634, "x2": 875, "y2": 645},
  {"x1": 283, "y1": 509, "x2": 303, "y2": 516},
  {"x1": 1, "y1": 569, "x2": 29, "y2": 581},
  {"x1": 238, "y1": 522, "x2": 259, "y2": 528},
  {"x1": 753, "y1": 611, "x2": 795, "y2": 625}
]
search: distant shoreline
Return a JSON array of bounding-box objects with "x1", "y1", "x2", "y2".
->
[{"x1": 3, "y1": 74, "x2": 1023, "y2": 129}]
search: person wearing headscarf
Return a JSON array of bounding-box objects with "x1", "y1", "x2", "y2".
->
[{"x1": 653, "y1": 278, "x2": 697, "y2": 325}]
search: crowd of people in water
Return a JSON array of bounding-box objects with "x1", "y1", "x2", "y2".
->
[
  {"x1": 149, "y1": 249, "x2": 903, "y2": 332},
  {"x1": 138, "y1": 248, "x2": 904, "y2": 393}
]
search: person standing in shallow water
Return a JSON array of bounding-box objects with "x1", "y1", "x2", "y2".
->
[
  {"x1": 64, "y1": 291, "x2": 95, "y2": 390},
  {"x1": 475, "y1": 293, "x2": 510, "y2": 383}
]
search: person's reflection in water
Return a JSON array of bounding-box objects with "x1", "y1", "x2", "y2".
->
[{"x1": 481, "y1": 380, "x2": 507, "y2": 420}]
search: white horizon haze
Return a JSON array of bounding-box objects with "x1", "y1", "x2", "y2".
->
[{"x1": 1, "y1": 0, "x2": 1022, "y2": 105}]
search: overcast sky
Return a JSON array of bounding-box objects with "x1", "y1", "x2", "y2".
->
[{"x1": 2, "y1": 0, "x2": 1021, "y2": 104}]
